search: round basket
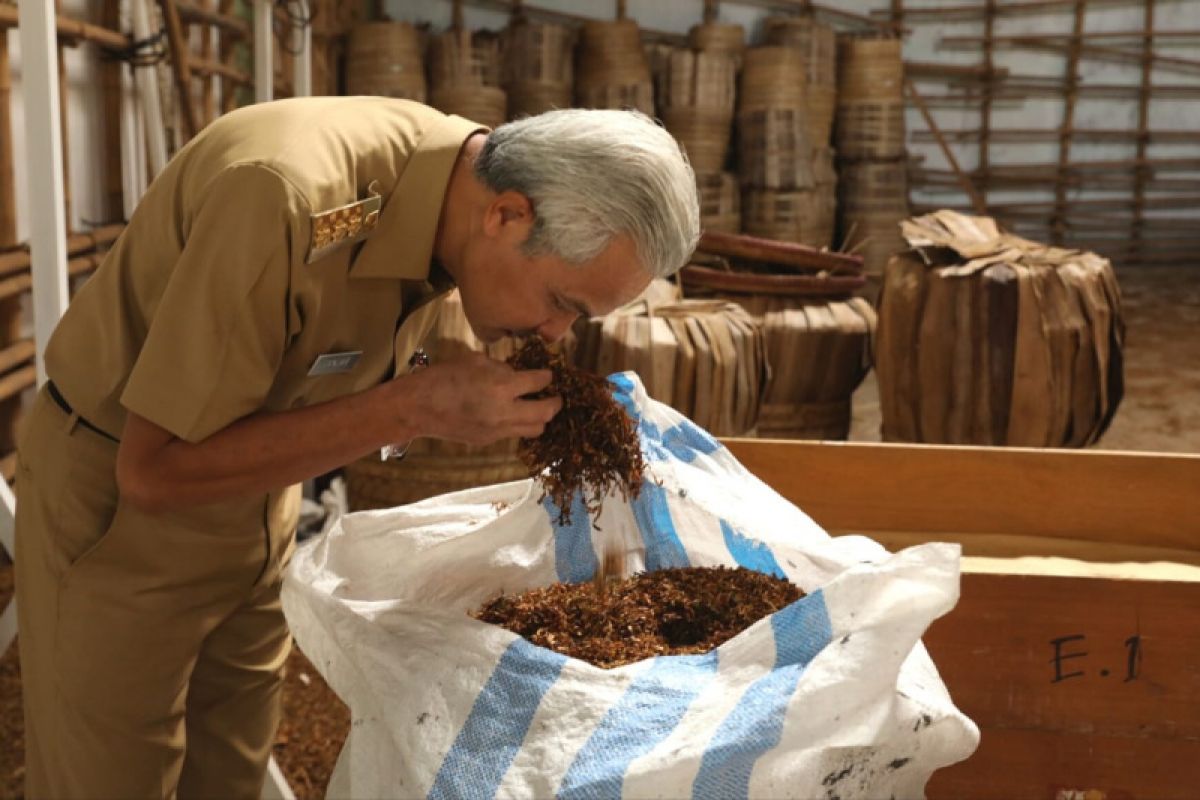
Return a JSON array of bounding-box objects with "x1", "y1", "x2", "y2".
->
[
  {"x1": 688, "y1": 22, "x2": 746, "y2": 68},
  {"x1": 680, "y1": 282, "x2": 876, "y2": 440},
  {"x1": 502, "y1": 17, "x2": 574, "y2": 118},
  {"x1": 738, "y1": 46, "x2": 806, "y2": 112},
  {"x1": 571, "y1": 299, "x2": 768, "y2": 437},
  {"x1": 345, "y1": 21, "x2": 427, "y2": 101},
  {"x1": 836, "y1": 36, "x2": 905, "y2": 160},
  {"x1": 742, "y1": 147, "x2": 836, "y2": 248},
  {"x1": 342, "y1": 291, "x2": 528, "y2": 511},
  {"x1": 429, "y1": 28, "x2": 507, "y2": 127},
  {"x1": 737, "y1": 108, "x2": 815, "y2": 190},
  {"x1": 696, "y1": 171, "x2": 740, "y2": 234},
  {"x1": 575, "y1": 18, "x2": 654, "y2": 114},
  {"x1": 763, "y1": 16, "x2": 837, "y2": 147},
  {"x1": 839, "y1": 160, "x2": 910, "y2": 275},
  {"x1": 658, "y1": 50, "x2": 736, "y2": 173}
]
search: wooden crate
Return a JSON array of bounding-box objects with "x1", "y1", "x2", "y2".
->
[{"x1": 723, "y1": 438, "x2": 1200, "y2": 800}]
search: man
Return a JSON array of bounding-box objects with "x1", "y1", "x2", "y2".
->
[{"x1": 15, "y1": 97, "x2": 699, "y2": 797}]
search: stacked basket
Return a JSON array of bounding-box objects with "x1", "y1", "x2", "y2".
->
[
  {"x1": 428, "y1": 2, "x2": 507, "y2": 128},
  {"x1": 344, "y1": 21, "x2": 427, "y2": 101},
  {"x1": 575, "y1": 3, "x2": 654, "y2": 115},
  {"x1": 835, "y1": 35, "x2": 909, "y2": 276},
  {"x1": 502, "y1": 3, "x2": 574, "y2": 119}
]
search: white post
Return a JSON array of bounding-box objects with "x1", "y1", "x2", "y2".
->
[
  {"x1": 17, "y1": 0, "x2": 71, "y2": 388},
  {"x1": 255, "y1": 0, "x2": 273, "y2": 103},
  {"x1": 292, "y1": 0, "x2": 312, "y2": 98},
  {"x1": 131, "y1": 0, "x2": 169, "y2": 176},
  {"x1": 0, "y1": 478, "x2": 14, "y2": 656}
]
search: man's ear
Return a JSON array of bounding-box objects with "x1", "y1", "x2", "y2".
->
[{"x1": 482, "y1": 191, "x2": 534, "y2": 240}]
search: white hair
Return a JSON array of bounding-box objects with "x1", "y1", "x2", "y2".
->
[{"x1": 474, "y1": 108, "x2": 700, "y2": 279}]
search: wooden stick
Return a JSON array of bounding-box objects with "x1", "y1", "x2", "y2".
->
[
  {"x1": 159, "y1": 0, "x2": 200, "y2": 139},
  {"x1": 198, "y1": 0, "x2": 216, "y2": 124},
  {"x1": 703, "y1": 0, "x2": 718, "y2": 24},
  {"x1": 0, "y1": 5, "x2": 128, "y2": 49},
  {"x1": 943, "y1": 30, "x2": 1200, "y2": 45},
  {"x1": 452, "y1": 0, "x2": 464, "y2": 29},
  {"x1": 219, "y1": 0, "x2": 238, "y2": 113},
  {"x1": 0, "y1": 339, "x2": 35, "y2": 375},
  {"x1": 912, "y1": 127, "x2": 1199, "y2": 143},
  {"x1": 905, "y1": 78, "x2": 987, "y2": 215},
  {"x1": 1052, "y1": 0, "x2": 1087, "y2": 246},
  {"x1": 979, "y1": 0, "x2": 996, "y2": 207},
  {"x1": 175, "y1": 0, "x2": 248, "y2": 38},
  {"x1": 1131, "y1": 0, "x2": 1155, "y2": 262},
  {"x1": 100, "y1": 0, "x2": 124, "y2": 221},
  {"x1": 868, "y1": 0, "x2": 1154, "y2": 21},
  {"x1": 616, "y1": 0, "x2": 626, "y2": 21},
  {"x1": 0, "y1": 224, "x2": 125, "y2": 277},
  {"x1": 0, "y1": 31, "x2": 15, "y2": 249},
  {"x1": 904, "y1": 60, "x2": 1009, "y2": 81},
  {"x1": 56, "y1": 0, "x2": 72, "y2": 232},
  {"x1": 189, "y1": 57, "x2": 251, "y2": 84},
  {"x1": 941, "y1": 33, "x2": 1200, "y2": 74}
]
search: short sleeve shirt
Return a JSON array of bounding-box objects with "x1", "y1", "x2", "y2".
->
[{"x1": 45, "y1": 97, "x2": 486, "y2": 444}]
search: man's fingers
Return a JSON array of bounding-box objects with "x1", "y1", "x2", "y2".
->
[
  {"x1": 510, "y1": 367, "x2": 554, "y2": 398},
  {"x1": 516, "y1": 394, "x2": 562, "y2": 423}
]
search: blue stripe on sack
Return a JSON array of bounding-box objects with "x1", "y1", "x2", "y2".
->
[
  {"x1": 559, "y1": 653, "x2": 720, "y2": 800},
  {"x1": 661, "y1": 419, "x2": 722, "y2": 462},
  {"x1": 691, "y1": 591, "x2": 833, "y2": 799},
  {"x1": 428, "y1": 638, "x2": 568, "y2": 800},
  {"x1": 546, "y1": 492, "x2": 596, "y2": 584},
  {"x1": 608, "y1": 372, "x2": 640, "y2": 419},
  {"x1": 631, "y1": 481, "x2": 690, "y2": 570},
  {"x1": 720, "y1": 520, "x2": 786, "y2": 579}
]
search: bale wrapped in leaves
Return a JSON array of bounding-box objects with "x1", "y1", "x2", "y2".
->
[{"x1": 876, "y1": 210, "x2": 1125, "y2": 447}]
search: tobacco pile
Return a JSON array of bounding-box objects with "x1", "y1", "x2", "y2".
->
[
  {"x1": 473, "y1": 566, "x2": 803, "y2": 668},
  {"x1": 508, "y1": 339, "x2": 644, "y2": 525}
]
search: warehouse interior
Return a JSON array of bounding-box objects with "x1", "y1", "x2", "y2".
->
[{"x1": 0, "y1": 0, "x2": 1198, "y2": 797}]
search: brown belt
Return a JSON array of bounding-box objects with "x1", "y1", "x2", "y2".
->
[{"x1": 46, "y1": 381, "x2": 120, "y2": 443}]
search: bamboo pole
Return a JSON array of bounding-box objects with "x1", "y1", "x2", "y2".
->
[
  {"x1": 912, "y1": 128, "x2": 1198, "y2": 144},
  {"x1": 0, "y1": 30, "x2": 15, "y2": 249},
  {"x1": 175, "y1": 0, "x2": 248, "y2": 37},
  {"x1": 101, "y1": 0, "x2": 124, "y2": 221},
  {"x1": 703, "y1": 0, "x2": 717, "y2": 24},
  {"x1": 0, "y1": 6, "x2": 129, "y2": 50},
  {"x1": 199, "y1": 0, "x2": 216, "y2": 123},
  {"x1": 55, "y1": 0, "x2": 72, "y2": 232},
  {"x1": 1052, "y1": 0, "x2": 1087, "y2": 246},
  {"x1": 1130, "y1": 0, "x2": 1155, "y2": 262},
  {"x1": 940, "y1": 34, "x2": 1200, "y2": 74},
  {"x1": 219, "y1": 0, "x2": 238, "y2": 113},
  {"x1": 979, "y1": 0, "x2": 995, "y2": 207},
  {"x1": 160, "y1": 0, "x2": 200, "y2": 139},
  {"x1": 0, "y1": 224, "x2": 125, "y2": 277},
  {"x1": 905, "y1": 78, "x2": 987, "y2": 215},
  {"x1": 868, "y1": 0, "x2": 1159, "y2": 22}
]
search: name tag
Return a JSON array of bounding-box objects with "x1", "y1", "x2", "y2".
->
[{"x1": 307, "y1": 351, "x2": 362, "y2": 376}]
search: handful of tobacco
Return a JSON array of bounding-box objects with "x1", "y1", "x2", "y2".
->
[{"x1": 508, "y1": 339, "x2": 645, "y2": 526}]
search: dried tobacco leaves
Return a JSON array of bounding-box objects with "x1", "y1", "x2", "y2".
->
[
  {"x1": 473, "y1": 566, "x2": 803, "y2": 669},
  {"x1": 508, "y1": 339, "x2": 645, "y2": 526}
]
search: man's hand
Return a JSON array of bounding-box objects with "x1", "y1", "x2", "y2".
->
[{"x1": 394, "y1": 352, "x2": 562, "y2": 445}]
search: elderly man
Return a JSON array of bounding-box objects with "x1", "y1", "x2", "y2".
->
[{"x1": 15, "y1": 97, "x2": 699, "y2": 797}]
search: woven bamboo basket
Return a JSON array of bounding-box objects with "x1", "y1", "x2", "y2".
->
[
  {"x1": 763, "y1": 15, "x2": 837, "y2": 147},
  {"x1": 571, "y1": 299, "x2": 768, "y2": 437},
  {"x1": 737, "y1": 47, "x2": 813, "y2": 191},
  {"x1": 876, "y1": 210, "x2": 1125, "y2": 447},
  {"x1": 683, "y1": 275, "x2": 875, "y2": 440},
  {"x1": 838, "y1": 159, "x2": 909, "y2": 275},
  {"x1": 345, "y1": 21, "x2": 427, "y2": 101},
  {"x1": 575, "y1": 18, "x2": 654, "y2": 114},
  {"x1": 429, "y1": 27, "x2": 507, "y2": 128},
  {"x1": 742, "y1": 147, "x2": 837, "y2": 248},
  {"x1": 688, "y1": 22, "x2": 745, "y2": 68},
  {"x1": 657, "y1": 50, "x2": 737, "y2": 173},
  {"x1": 502, "y1": 16, "x2": 573, "y2": 118},
  {"x1": 836, "y1": 36, "x2": 904, "y2": 160},
  {"x1": 696, "y1": 171, "x2": 740, "y2": 234},
  {"x1": 343, "y1": 291, "x2": 528, "y2": 511}
]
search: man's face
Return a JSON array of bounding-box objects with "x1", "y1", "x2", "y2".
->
[{"x1": 454, "y1": 196, "x2": 653, "y2": 343}]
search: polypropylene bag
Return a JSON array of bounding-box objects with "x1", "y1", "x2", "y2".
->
[{"x1": 282, "y1": 373, "x2": 979, "y2": 799}]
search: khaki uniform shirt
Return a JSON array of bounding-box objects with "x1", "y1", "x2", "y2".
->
[{"x1": 43, "y1": 97, "x2": 484, "y2": 532}]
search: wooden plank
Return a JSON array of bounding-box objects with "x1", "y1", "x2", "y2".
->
[
  {"x1": 0, "y1": 30, "x2": 15, "y2": 248},
  {"x1": 925, "y1": 573, "x2": 1200, "y2": 799},
  {"x1": 720, "y1": 439, "x2": 1200, "y2": 550},
  {"x1": 0, "y1": 339, "x2": 34, "y2": 375},
  {"x1": 0, "y1": 364, "x2": 35, "y2": 404}
]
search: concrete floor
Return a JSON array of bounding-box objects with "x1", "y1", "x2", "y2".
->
[{"x1": 848, "y1": 266, "x2": 1200, "y2": 454}]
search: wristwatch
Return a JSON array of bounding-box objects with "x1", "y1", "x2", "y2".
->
[{"x1": 380, "y1": 348, "x2": 430, "y2": 462}]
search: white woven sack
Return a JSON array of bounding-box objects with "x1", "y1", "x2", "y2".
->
[{"x1": 283, "y1": 372, "x2": 979, "y2": 799}]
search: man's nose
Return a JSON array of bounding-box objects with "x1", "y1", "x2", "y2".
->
[{"x1": 537, "y1": 310, "x2": 580, "y2": 343}]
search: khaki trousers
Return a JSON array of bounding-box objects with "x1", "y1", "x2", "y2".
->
[{"x1": 15, "y1": 387, "x2": 299, "y2": 799}]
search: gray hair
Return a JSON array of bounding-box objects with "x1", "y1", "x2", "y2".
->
[{"x1": 474, "y1": 108, "x2": 700, "y2": 279}]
